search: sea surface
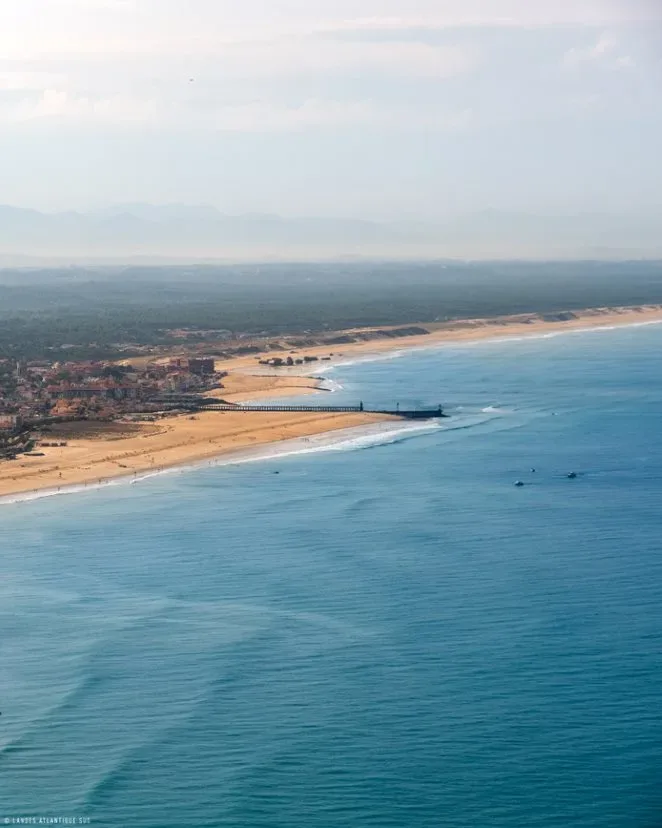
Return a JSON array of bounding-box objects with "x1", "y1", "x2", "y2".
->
[{"x1": 2, "y1": 323, "x2": 662, "y2": 827}]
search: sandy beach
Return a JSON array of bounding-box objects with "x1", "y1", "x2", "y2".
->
[
  {"x1": 2, "y1": 303, "x2": 662, "y2": 500},
  {"x1": 211, "y1": 304, "x2": 662, "y2": 374}
]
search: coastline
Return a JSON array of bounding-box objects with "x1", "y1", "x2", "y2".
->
[
  {"x1": 2, "y1": 303, "x2": 662, "y2": 502},
  {"x1": 211, "y1": 304, "x2": 662, "y2": 375},
  {"x1": 0, "y1": 418, "x2": 443, "y2": 506}
]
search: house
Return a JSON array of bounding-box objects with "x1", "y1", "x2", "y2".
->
[
  {"x1": 0, "y1": 414, "x2": 20, "y2": 432},
  {"x1": 187, "y1": 358, "x2": 215, "y2": 376},
  {"x1": 169, "y1": 357, "x2": 215, "y2": 376}
]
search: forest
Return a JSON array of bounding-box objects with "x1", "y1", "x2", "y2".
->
[{"x1": 1, "y1": 260, "x2": 662, "y2": 361}]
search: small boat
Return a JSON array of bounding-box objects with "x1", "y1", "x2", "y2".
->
[
  {"x1": 514, "y1": 480, "x2": 525, "y2": 487},
  {"x1": 567, "y1": 472, "x2": 578, "y2": 479}
]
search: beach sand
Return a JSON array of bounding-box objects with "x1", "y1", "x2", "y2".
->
[
  {"x1": 211, "y1": 304, "x2": 662, "y2": 374},
  {"x1": 0, "y1": 408, "x2": 389, "y2": 500},
  {"x1": 2, "y1": 303, "x2": 661, "y2": 500}
]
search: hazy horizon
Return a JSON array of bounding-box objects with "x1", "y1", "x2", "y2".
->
[{"x1": 2, "y1": 202, "x2": 662, "y2": 264}]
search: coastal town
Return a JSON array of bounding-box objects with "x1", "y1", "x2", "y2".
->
[
  {"x1": 0, "y1": 340, "x2": 341, "y2": 462},
  {"x1": 0, "y1": 320, "x2": 434, "y2": 464},
  {"x1": 2, "y1": 306, "x2": 658, "y2": 494},
  {"x1": 0, "y1": 355, "x2": 226, "y2": 459}
]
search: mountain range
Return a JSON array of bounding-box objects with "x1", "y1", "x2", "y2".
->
[{"x1": 1, "y1": 204, "x2": 661, "y2": 265}]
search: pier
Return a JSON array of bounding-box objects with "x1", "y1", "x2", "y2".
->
[
  {"x1": 152, "y1": 398, "x2": 444, "y2": 419},
  {"x1": 204, "y1": 403, "x2": 443, "y2": 419}
]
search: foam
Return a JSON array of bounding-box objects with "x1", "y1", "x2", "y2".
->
[
  {"x1": 318, "y1": 350, "x2": 408, "y2": 372},
  {"x1": 212, "y1": 419, "x2": 444, "y2": 464},
  {"x1": 0, "y1": 419, "x2": 444, "y2": 507},
  {"x1": 314, "y1": 318, "x2": 662, "y2": 372},
  {"x1": 318, "y1": 378, "x2": 344, "y2": 393},
  {"x1": 445, "y1": 318, "x2": 662, "y2": 350}
]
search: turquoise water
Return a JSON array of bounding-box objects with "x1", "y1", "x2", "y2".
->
[{"x1": 2, "y1": 324, "x2": 662, "y2": 827}]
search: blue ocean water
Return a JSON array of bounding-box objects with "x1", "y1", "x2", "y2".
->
[{"x1": 2, "y1": 323, "x2": 662, "y2": 827}]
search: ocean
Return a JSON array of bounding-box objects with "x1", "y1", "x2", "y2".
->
[{"x1": 2, "y1": 323, "x2": 662, "y2": 827}]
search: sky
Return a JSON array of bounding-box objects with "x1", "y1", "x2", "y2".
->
[{"x1": 0, "y1": 0, "x2": 661, "y2": 220}]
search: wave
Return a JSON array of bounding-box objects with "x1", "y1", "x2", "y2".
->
[
  {"x1": 0, "y1": 474, "x2": 136, "y2": 508},
  {"x1": 432, "y1": 404, "x2": 549, "y2": 437},
  {"x1": 450, "y1": 318, "x2": 662, "y2": 350},
  {"x1": 0, "y1": 669, "x2": 108, "y2": 759},
  {"x1": 215, "y1": 419, "x2": 444, "y2": 465},
  {"x1": 319, "y1": 349, "x2": 408, "y2": 372},
  {"x1": 318, "y1": 378, "x2": 344, "y2": 393},
  {"x1": 314, "y1": 318, "x2": 662, "y2": 374},
  {"x1": 0, "y1": 420, "x2": 444, "y2": 508}
]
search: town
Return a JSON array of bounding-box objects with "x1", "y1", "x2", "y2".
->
[
  {"x1": 0, "y1": 355, "x2": 226, "y2": 460},
  {"x1": 0, "y1": 322, "x2": 431, "y2": 462}
]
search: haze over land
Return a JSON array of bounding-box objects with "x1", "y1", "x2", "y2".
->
[{"x1": 2, "y1": 204, "x2": 662, "y2": 264}]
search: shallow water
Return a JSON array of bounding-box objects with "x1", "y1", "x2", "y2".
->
[{"x1": 2, "y1": 324, "x2": 662, "y2": 827}]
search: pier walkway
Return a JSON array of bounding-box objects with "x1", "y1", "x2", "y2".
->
[
  {"x1": 202, "y1": 403, "x2": 444, "y2": 419},
  {"x1": 150, "y1": 395, "x2": 444, "y2": 419}
]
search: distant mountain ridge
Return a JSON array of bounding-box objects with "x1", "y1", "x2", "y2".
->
[{"x1": 0, "y1": 204, "x2": 661, "y2": 264}]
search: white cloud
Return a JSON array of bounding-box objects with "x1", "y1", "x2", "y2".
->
[
  {"x1": 0, "y1": 0, "x2": 649, "y2": 135},
  {"x1": 212, "y1": 99, "x2": 376, "y2": 131},
  {"x1": 0, "y1": 27, "x2": 478, "y2": 78},
  {"x1": 562, "y1": 33, "x2": 635, "y2": 68},
  {"x1": 313, "y1": 4, "x2": 659, "y2": 33},
  {"x1": 0, "y1": 71, "x2": 67, "y2": 91},
  {"x1": 563, "y1": 34, "x2": 615, "y2": 64},
  {"x1": 3, "y1": 88, "x2": 158, "y2": 124},
  {"x1": 615, "y1": 55, "x2": 635, "y2": 69},
  {"x1": 0, "y1": 85, "x2": 472, "y2": 133},
  {"x1": 0, "y1": 1, "x2": 658, "y2": 61},
  {"x1": 208, "y1": 40, "x2": 479, "y2": 79},
  {"x1": 211, "y1": 99, "x2": 473, "y2": 132}
]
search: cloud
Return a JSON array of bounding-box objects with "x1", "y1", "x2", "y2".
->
[
  {"x1": 615, "y1": 55, "x2": 635, "y2": 69},
  {"x1": 562, "y1": 33, "x2": 635, "y2": 68},
  {"x1": 206, "y1": 40, "x2": 479, "y2": 79},
  {"x1": 1, "y1": 1, "x2": 658, "y2": 61},
  {"x1": 0, "y1": 72, "x2": 67, "y2": 91},
  {"x1": 211, "y1": 99, "x2": 474, "y2": 132},
  {"x1": 0, "y1": 0, "x2": 650, "y2": 136},
  {"x1": 0, "y1": 28, "x2": 478, "y2": 79},
  {"x1": 0, "y1": 87, "x2": 473, "y2": 133},
  {"x1": 313, "y1": 4, "x2": 660, "y2": 33},
  {"x1": 2, "y1": 88, "x2": 158, "y2": 124}
]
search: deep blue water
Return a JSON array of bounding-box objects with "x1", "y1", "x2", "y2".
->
[{"x1": 2, "y1": 323, "x2": 662, "y2": 827}]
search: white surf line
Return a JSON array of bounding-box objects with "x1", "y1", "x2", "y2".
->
[
  {"x1": 0, "y1": 419, "x2": 444, "y2": 507},
  {"x1": 313, "y1": 316, "x2": 662, "y2": 373}
]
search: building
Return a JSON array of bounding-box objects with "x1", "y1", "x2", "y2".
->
[
  {"x1": 0, "y1": 413, "x2": 20, "y2": 432},
  {"x1": 187, "y1": 358, "x2": 215, "y2": 376},
  {"x1": 169, "y1": 357, "x2": 215, "y2": 376},
  {"x1": 46, "y1": 383, "x2": 140, "y2": 401},
  {"x1": 163, "y1": 372, "x2": 204, "y2": 393}
]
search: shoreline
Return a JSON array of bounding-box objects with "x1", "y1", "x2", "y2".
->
[
  {"x1": 211, "y1": 304, "x2": 662, "y2": 376},
  {"x1": 0, "y1": 418, "x2": 443, "y2": 507},
  {"x1": 2, "y1": 303, "x2": 662, "y2": 502}
]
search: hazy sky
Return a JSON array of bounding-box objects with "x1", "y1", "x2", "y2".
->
[{"x1": 0, "y1": 0, "x2": 661, "y2": 219}]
